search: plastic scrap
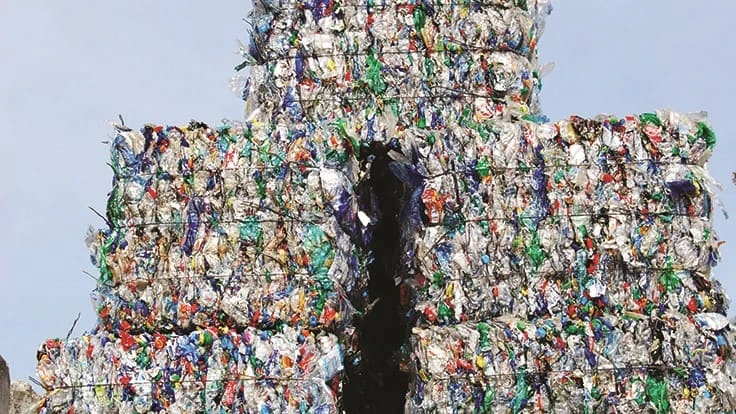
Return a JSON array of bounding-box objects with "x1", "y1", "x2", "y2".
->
[
  {"x1": 86, "y1": 122, "x2": 367, "y2": 335},
  {"x1": 397, "y1": 110, "x2": 735, "y2": 412},
  {"x1": 406, "y1": 314, "x2": 736, "y2": 412},
  {"x1": 37, "y1": 327, "x2": 343, "y2": 413},
  {"x1": 36, "y1": 118, "x2": 367, "y2": 412},
  {"x1": 34, "y1": 0, "x2": 736, "y2": 412},
  {"x1": 403, "y1": 112, "x2": 725, "y2": 326},
  {"x1": 105, "y1": 123, "x2": 362, "y2": 232},
  {"x1": 237, "y1": 0, "x2": 552, "y2": 133},
  {"x1": 88, "y1": 217, "x2": 361, "y2": 333}
]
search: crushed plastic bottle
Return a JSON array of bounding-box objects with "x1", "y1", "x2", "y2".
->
[
  {"x1": 37, "y1": 327, "x2": 343, "y2": 413},
  {"x1": 86, "y1": 122, "x2": 367, "y2": 335},
  {"x1": 406, "y1": 314, "x2": 736, "y2": 412},
  {"x1": 401, "y1": 112, "x2": 725, "y2": 327}
]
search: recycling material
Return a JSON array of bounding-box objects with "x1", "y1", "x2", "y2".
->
[
  {"x1": 406, "y1": 314, "x2": 736, "y2": 412},
  {"x1": 36, "y1": 121, "x2": 367, "y2": 410},
  {"x1": 87, "y1": 122, "x2": 367, "y2": 336},
  {"x1": 35, "y1": 0, "x2": 736, "y2": 412},
  {"x1": 406, "y1": 112, "x2": 725, "y2": 326},
  {"x1": 37, "y1": 327, "x2": 343, "y2": 413},
  {"x1": 238, "y1": 0, "x2": 552, "y2": 137},
  {"x1": 105, "y1": 123, "x2": 363, "y2": 227}
]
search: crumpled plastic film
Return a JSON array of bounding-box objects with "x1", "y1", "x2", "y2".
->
[
  {"x1": 246, "y1": 50, "x2": 541, "y2": 120},
  {"x1": 399, "y1": 111, "x2": 734, "y2": 410},
  {"x1": 414, "y1": 113, "x2": 717, "y2": 226},
  {"x1": 413, "y1": 111, "x2": 715, "y2": 175},
  {"x1": 400, "y1": 112, "x2": 724, "y2": 325},
  {"x1": 33, "y1": 0, "x2": 736, "y2": 411},
  {"x1": 89, "y1": 219, "x2": 362, "y2": 334},
  {"x1": 412, "y1": 247, "x2": 729, "y2": 326},
  {"x1": 244, "y1": 0, "x2": 551, "y2": 62},
  {"x1": 92, "y1": 270, "x2": 358, "y2": 335},
  {"x1": 408, "y1": 367, "x2": 736, "y2": 413},
  {"x1": 34, "y1": 117, "x2": 369, "y2": 410},
  {"x1": 89, "y1": 121, "x2": 368, "y2": 334},
  {"x1": 239, "y1": 1, "x2": 552, "y2": 122},
  {"x1": 107, "y1": 122, "x2": 362, "y2": 228},
  {"x1": 406, "y1": 315, "x2": 736, "y2": 412},
  {"x1": 37, "y1": 327, "x2": 343, "y2": 413}
]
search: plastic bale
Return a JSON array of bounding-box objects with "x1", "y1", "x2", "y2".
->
[
  {"x1": 37, "y1": 327, "x2": 344, "y2": 413},
  {"x1": 406, "y1": 315, "x2": 736, "y2": 412},
  {"x1": 88, "y1": 218, "x2": 363, "y2": 334},
  {"x1": 236, "y1": 1, "x2": 552, "y2": 134},
  {"x1": 400, "y1": 113, "x2": 724, "y2": 326}
]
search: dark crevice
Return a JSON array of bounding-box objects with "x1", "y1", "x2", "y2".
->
[{"x1": 343, "y1": 143, "x2": 409, "y2": 413}]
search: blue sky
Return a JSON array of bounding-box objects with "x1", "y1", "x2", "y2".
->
[{"x1": 1, "y1": 1, "x2": 735, "y2": 384}]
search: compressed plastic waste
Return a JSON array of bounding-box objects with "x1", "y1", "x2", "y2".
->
[
  {"x1": 87, "y1": 121, "x2": 367, "y2": 335},
  {"x1": 105, "y1": 123, "x2": 362, "y2": 227},
  {"x1": 35, "y1": 117, "x2": 368, "y2": 412},
  {"x1": 397, "y1": 111, "x2": 735, "y2": 412},
  {"x1": 36, "y1": 327, "x2": 344, "y2": 413},
  {"x1": 402, "y1": 112, "x2": 724, "y2": 326},
  {"x1": 243, "y1": 0, "x2": 549, "y2": 64},
  {"x1": 88, "y1": 216, "x2": 362, "y2": 333},
  {"x1": 406, "y1": 314, "x2": 736, "y2": 412},
  {"x1": 34, "y1": 0, "x2": 736, "y2": 412},
  {"x1": 237, "y1": 0, "x2": 553, "y2": 134}
]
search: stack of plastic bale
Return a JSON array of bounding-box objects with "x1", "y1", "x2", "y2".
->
[
  {"x1": 383, "y1": 5, "x2": 736, "y2": 413},
  {"x1": 237, "y1": 0, "x2": 556, "y2": 405},
  {"x1": 36, "y1": 121, "x2": 368, "y2": 410},
  {"x1": 238, "y1": 0, "x2": 736, "y2": 411},
  {"x1": 88, "y1": 122, "x2": 365, "y2": 336},
  {"x1": 403, "y1": 112, "x2": 736, "y2": 412},
  {"x1": 33, "y1": 0, "x2": 736, "y2": 411}
]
